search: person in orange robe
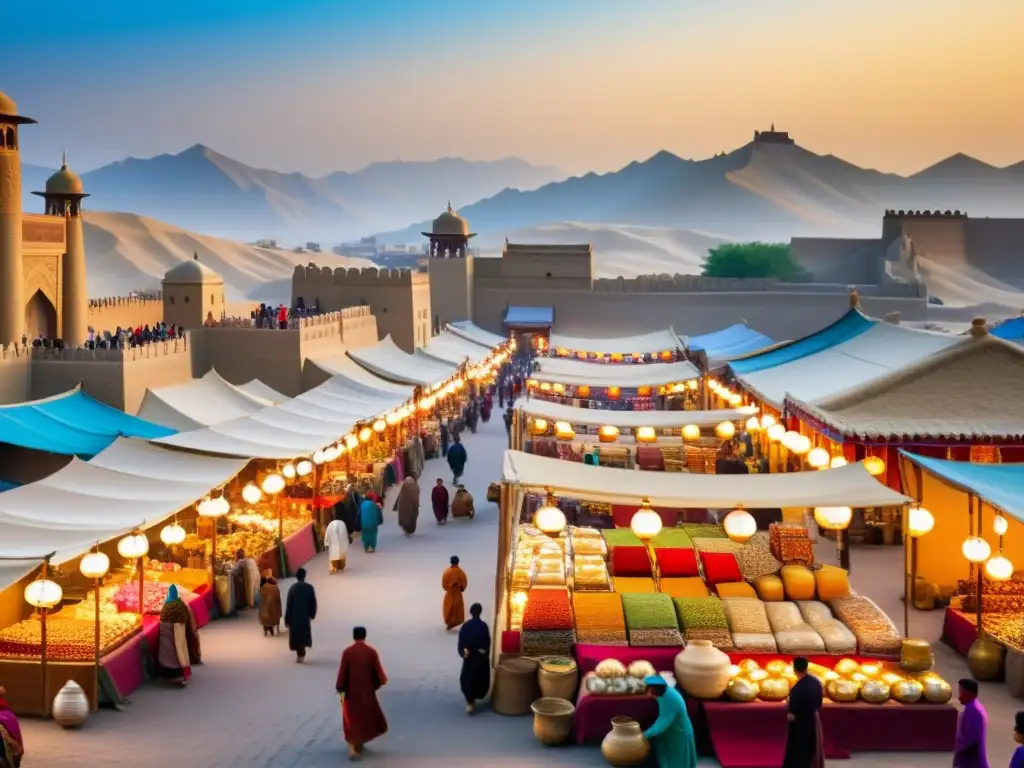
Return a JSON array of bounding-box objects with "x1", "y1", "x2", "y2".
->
[
  {"x1": 336, "y1": 626, "x2": 388, "y2": 762},
  {"x1": 442, "y1": 556, "x2": 468, "y2": 630}
]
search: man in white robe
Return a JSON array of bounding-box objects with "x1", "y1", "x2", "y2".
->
[{"x1": 324, "y1": 518, "x2": 350, "y2": 573}]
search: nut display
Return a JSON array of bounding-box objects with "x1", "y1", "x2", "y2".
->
[{"x1": 0, "y1": 612, "x2": 140, "y2": 660}]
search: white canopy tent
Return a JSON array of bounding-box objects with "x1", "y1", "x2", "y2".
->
[
  {"x1": 515, "y1": 399, "x2": 753, "y2": 430},
  {"x1": 549, "y1": 328, "x2": 681, "y2": 357},
  {"x1": 305, "y1": 351, "x2": 415, "y2": 397},
  {"x1": 447, "y1": 321, "x2": 506, "y2": 349},
  {"x1": 237, "y1": 380, "x2": 287, "y2": 403},
  {"x1": 137, "y1": 369, "x2": 275, "y2": 431},
  {"x1": 501, "y1": 450, "x2": 910, "y2": 509},
  {"x1": 348, "y1": 335, "x2": 458, "y2": 386},
  {"x1": 422, "y1": 331, "x2": 495, "y2": 365},
  {"x1": 531, "y1": 359, "x2": 699, "y2": 388}
]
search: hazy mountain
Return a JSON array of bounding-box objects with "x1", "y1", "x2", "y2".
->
[
  {"x1": 20, "y1": 148, "x2": 564, "y2": 244},
  {"x1": 381, "y1": 141, "x2": 1024, "y2": 243}
]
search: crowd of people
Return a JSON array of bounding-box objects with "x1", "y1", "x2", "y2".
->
[{"x1": 84, "y1": 322, "x2": 185, "y2": 349}]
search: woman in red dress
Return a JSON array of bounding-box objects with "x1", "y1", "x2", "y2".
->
[{"x1": 336, "y1": 626, "x2": 388, "y2": 761}]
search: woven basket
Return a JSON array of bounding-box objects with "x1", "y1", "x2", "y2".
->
[{"x1": 492, "y1": 657, "x2": 541, "y2": 716}]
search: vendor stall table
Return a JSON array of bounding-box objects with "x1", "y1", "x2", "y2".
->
[
  {"x1": 100, "y1": 631, "x2": 148, "y2": 705},
  {"x1": 942, "y1": 607, "x2": 976, "y2": 657},
  {"x1": 282, "y1": 522, "x2": 317, "y2": 575}
]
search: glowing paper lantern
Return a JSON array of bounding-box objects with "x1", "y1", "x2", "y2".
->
[
  {"x1": 345, "y1": 434, "x2": 359, "y2": 451},
  {"x1": 539, "y1": 382, "x2": 552, "y2": 392},
  {"x1": 608, "y1": 386, "x2": 621, "y2": 400},
  {"x1": 578, "y1": 385, "x2": 591, "y2": 398},
  {"x1": 384, "y1": 412, "x2": 399, "y2": 427},
  {"x1": 986, "y1": 555, "x2": 1014, "y2": 581},
  {"x1": 682, "y1": 424, "x2": 701, "y2": 441},
  {"x1": 745, "y1": 416, "x2": 761, "y2": 432},
  {"x1": 766, "y1": 424, "x2": 786, "y2": 442},
  {"x1": 728, "y1": 393, "x2": 743, "y2": 407},
  {"x1": 532, "y1": 419, "x2": 549, "y2": 435},
  {"x1": 554, "y1": 421, "x2": 575, "y2": 440},
  {"x1": 282, "y1": 463, "x2": 297, "y2": 479},
  {"x1": 636, "y1": 427, "x2": 657, "y2": 444},
  {"x1": 79, "y1": 551, "x2": 111, "y2": 580},
  {"x1": 241, "y1": 482, "x2": 262, "y2": 504},
  {"x1": 814, "y1": 506, "x2": 853, "y2": 531},
  {"x1": 117, "y1": 532, "x2": 150, "y2": 560},
  {"x1": 829, "y1": 456, "x2": 848, "y2": 469},
  {"x1": 716, "y1": 422, "x2": 736, "y2": 440},
  {"x1": 631, "y1": 499, "x2": 663, "y2": 541},
  {"x1": 160, "y1": 523, "x2": 187, "y2": 546},
  {"x1": 687, "y1": 380, "x2": 698, "y2": 391},
  {"x1": 313, "y1": 450, "x2": 326, "y2": 465},
  {"x1": 358, "y1": 427, "x2": 373, "y2": 443},
  {"x1": 323, "y1": 445, "x2": 341, "y2": 462},
  {"x1": 296, "y1": 460, "x2": 313, "y2": 477},
  {"x1": 535, "y1": 503, "x2": 567, "y2": 535},
  {"x1": 552, "y1": 383, "x2": 566, "y2": 395},
  {"x1": 599, "y1": 425, "x2": 620, "y2": 443},
  {"x1": 724, "y1": 507, "x2": 757, "y2": 543},
  {"x1": 262, "y1": 473, "x2": 285, "y2": 495},
  {"x1": 994, "y1": 515, "x2": 1009, "y2": 537},
  {"x1": 908, "y1": 506, "x2": 935, "y2": 538},
  {"x1": 962, "y1": 536, "x2": 992, "y2": 563},
  {"x1": 373, "y1": 419, "x2": 387, "y2": 433},
  {"x1": 760, "y1": 413, "x2": 777, "y2": 429},
  {"x1": 638, "y1": 386, "x2": 652, "y2": 398},
  {"x1": 25, "y1": 579, "x2": 63, "y2": 609},
  {"x1": 791, "y1": 435, "x2": 812, "y2": 456},
  {"x1": 807, "y1": 448, "x2": 830, "y2": 469},
  {"x1": 863, "y1": 456, "x2": 886, "y2": 476}
]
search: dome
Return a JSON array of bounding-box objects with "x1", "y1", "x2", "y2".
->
[
  {"x1": 0, "y1": 91, "x2": 17, "y2": 117},
  {"x1": 163, "y1": 254, "x2": 223, "y2": 284},
  {"x1": 431, "y1": 203, "x2": 470, "y2": 237},
  {"x1": 46, "y1": 155, "x2": 84, "y2": 195}
]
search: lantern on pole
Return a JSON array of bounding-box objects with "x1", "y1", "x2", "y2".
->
[{"x1": 79, "y1": 548, "x2": 110, "y2": 711}]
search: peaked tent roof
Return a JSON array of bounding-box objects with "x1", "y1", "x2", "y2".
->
[
  {"x1": 237, "y1": 379, "x2": 287, "y2": 403},
  {"x1": 515, "y1": 399, "x2": 753, "y2": 430},
  {"x1": 729, "y1": 309, "x2": 874, "y2": 375},
  {"x1": 502, "y1": 450, "x2": 909, "y2": 509},
  {"x1": 549, "y1": 328, "x2": 681, "y2": 357},
  {"x1": 733, "y1": 316, "x2": 960, "y2": 409},
  {"x1": 531, "y1": 359, "x2": 699, "y2": 388},
  {"x1": 305, "y1": 351, "x2": 415, "y2": 396},
  {"x1": 137, "y1": 369, "x2": 274, "y2": 431},
  {"x1": 991, "y1": 315, "x2": 1024, "y2": 344},
  {"x1": 787, "y1": 333, "x2": 1024, "y2": 440},
  {"x1": 0, "y1": 388, "x2": 175, "y2": 456},
  {"x1": 422, "y1": 331, "x2": 496, "y2": 365},
  {"x1": 685, "y1": 323, "x2": 774, "y2": 362},
  {"x1": 446, "y1": 321, "x2": 506, "y2": 349},
  {"x1": 900, "y1": 451, "x2": 1024, "y2": 523},
  {"x1": 348, "y1": 335, "x2": 458, "y2": 386}
]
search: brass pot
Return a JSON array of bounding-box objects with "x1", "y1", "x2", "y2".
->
[
  {"x1": 826, "y1": 679, "x2": 859, "y2": 703},
  {"x1": 860, "y1": 680, "x2": 890, "y2": 703},
  {"x1": 920, "y1": 675, "x2": 952, "y2": 703},
  {"x1": 726, "y1": 677, "x2": 759, "y2": 702},
  {"x1": 900, "y1": 638, "x2": 934, "y2": 674},
  {"x1": 530, "y1": 697, "x2": 575, "y2": 746},
  {"x1": 891, "y1": 679, "x2": 923, "y2": 704},
  {"x1": 758, "y1": 677, "x2": 791, "y2": 702},
  {"x1": 967, "y1": 635, "x2": 1005, "y2": 681}
]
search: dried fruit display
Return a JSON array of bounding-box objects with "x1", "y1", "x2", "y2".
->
[
  {"x1": 0, "y1": 613, "x2": 140, "y2": 660},
  {"x1": 112, "y1": 581, "x2": 194, "y2": 615},
  {"x1": 573, "y1": 593, "x2": 627, "y2": 644}
]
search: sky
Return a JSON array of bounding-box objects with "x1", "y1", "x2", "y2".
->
[{"x1": 5, "y1": 0, "x2": 1024, "y2": 177}]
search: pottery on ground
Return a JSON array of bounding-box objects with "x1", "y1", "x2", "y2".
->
[
  {"x1": 601, "y1": 716, "x2": 649, "y2": 766},
  {"x1": 52, "y1": 680, "x2": 89, "y2": 728},
  {"x1": 674, "y1": 640, "x2": 731, "y2": 699},
  {"x1": 538, "y1": 657, "x2": 579, "y2": 701},
  {"x1": 967, "y1": 635, "x2": 1004, "y2": 681},
  {"x1": 530, "y1": 697, "x2": 575, "y2": 746}
]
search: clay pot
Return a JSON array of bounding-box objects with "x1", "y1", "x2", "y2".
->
[
  {"x1": 52, "y1": 680, "x2": 89, "y2": 728},
  {"x1": 601, "y1": 717, "x2": 649, "y2": 766},
  {"x1": 674, "y1": 640, "x2": 731, "y2": 699},
  {"x1": 530, "y1": 697, "x2": 575, "y2": 746},
  {"x1": 538, "y1": 657, "x2": 579, "y2": 701},
  {"x1": 967, "y1": 635, "x2": 1004, "y2": 681}
]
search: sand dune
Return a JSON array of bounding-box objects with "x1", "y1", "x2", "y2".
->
[
  {"x1": 83, "y1": 211, "x2": 371, "y2": 300},
  {"x1": 475, "y1": 221, "x2": 731, "y2": 278},
  {"x1": 915, "y1": 254, "x2": 1024, "y2": 310}
]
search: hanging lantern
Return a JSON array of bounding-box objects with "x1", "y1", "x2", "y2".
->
[
  {"x1": 385, "y1": 412, "x2": 400, "y2": 427},
  {"x1": 535, "y1": 497, "x2": 567, "y2": 535},
  {"x1": 682, "y1": 424, "x2": 701, "y2": 441},
  {"x1": 160, "y1": 522, "x2": 187, "y2": 546},
  {"x1": 554, "y1": 421, "x2": 575, "y2": 440},
  {"x1": 607, "y1": 386, "x2": 621, "y2": 400},
  {"x1": 262, "y1": 473, "x2": 285, "y2": 495},
  {"x1": 539, "y1": 382, "x2": 552, "y2": 392},
  {"x1": 806, "y1": 447, "x2": 830, "y2": 468},
  {"x1": 908, "y1": 506, "x2": 935, "y2": 538},
  {"x1": 863, "y1": 456, "x2": 886, "y2": 476},
  {"x1": 296, "y1": 459, "x2": 313, "y2": 477},
  {"x1": 723, "y1": 507, "x2": 757, "y2": 543},
  {"x1": 359, "y1": 427, "x2": 373, "y2": 443},
  {"x1": 961, "y1": 536, "x2": 992, "y2": 563},
  {"x1": 528, "y1": 379, "x2": 538, "y2": 389},
  {"x1": 323, "y1": 445, "x2": 340, "y2": 462},
  {"x1": 531, "y1": 418, "x2": 549, "y2": 435},
  {"x1": 598, "y1": 425, "x2": 619, "y2": 443},
  {"x1": 454, "y1": 379, "x2": 466, "y2": 390},
  {"x1": 986, "y1": 555, "x2": 1014, "y2": 581},
  {"x1": 373, "y1": 419, "x2": 387, "y2": 433},
  {"x1": 687, "y1": 380, "x2": 698, "y2": 391},
  {"x1": 345, "y1": 434, "x2": 359, "y2": 451},
  {"x1": 117, "y1": 532, "x2": 150, "y2": 559},
  {"x1": 790, "y1": 436, "x2": 812, "y2": 456},
  {"x1": 708, "y1": 378, "x2": 720, "y2": 390},
  {"x1": 780, "y1": 431, "x2": 799, "y2": 450},
  {"x1": 241, "y1": 482, "x2": 263, "y2": 504},
  {"x1": 313, "y1": 450, "x2": 326, "y2": 465},
  {"x1": 79, "y1": 551, "x2": 111, "y2": 580},
  {"x1": 635, "y1": 426, "x2": 657, "y2": 444},
  {"x1": 766, "y1": 424, "x2": 786, "y2": 442},
  {"x1": 760, "y1": 413, "x2": 777, "y2": 429},
  {"x1": 552, "y1": 383, "x2": 566, "y2": 396},
  {"x1": 638, "y1": 386, "x2": 652, "y2": 398},
  {"x1": 578, "y1": 385, "x2": 591, "y2": 398},
  {"x1": 715, "y1": 422, "x2": 736, "y2": 440},
  {"x1": 610, "y1": 353, "x2": 623, "y2": 363},
  {"x1": 630, "y1": 498, "x2": 663, "y2": 541},
  {"x1": 814, "y1": 506, "x2": 853, "y2": 531},
  {"x1": 994, "y1": 515, "x2": 1009, "y2": 537},
  {"x1": 660, "y1": 350, "x2": 672, "y2": 362},
  {"x1": 24, "y1": 578, "x2": 63, "y2": 609},
  {"x1": 728, "y1": 393, "x2": 743, "y2": 407},
  {"x1": 282, "y1": 463, "x2": 297, "y2": 479},
  {"x1": 745, "y1": 416, "x2": 761, "y2": 433},
  {"x1": 829, "y1": 456, "x2": 848, "y2": 469}
]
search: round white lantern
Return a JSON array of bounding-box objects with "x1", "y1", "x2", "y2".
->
[
  {"x1": 814, "y1": 506, "x2": 853, "y2": 531},
  {"x1": 345, "y1": 434, "x2": 360, "y2": 451},
  {"x1": 117, "y1": 532, "x2": 150, "y2": 560},
  {"x1": 160, "y1": 522, "x2": 187, "y2": 546},
  {"x1": 635, "y1": 426, "x2": 657, "y2": 444},
  {"x1": 296, "y1": 459, "x2": 313, "y2": 477},
  {"x1": 25, "y1": 578, "x2": 63, "y2": 609},
  {"x1": 241, "y1": 482, "x2": 263, "y2": 504},
  {"x1": 715, "y1": 422, "x2": 736, "y2": 440},
  {"x1": 554, "y1": 421, "x2": 575, "y2": 440},
  {"x1": 323, "y1": 445, "x2": 341, "y2": 462},
  {"x1": 213, "y1": 495, "x2": 230, "y2": 516},
  {"x1": 994, "y1": 515, "x2": 1009, "y2": 537},
  {"x1": 863, "y1": 456, "x2": 886, "y2": 476},
  {"x1": 535, "y1": 503, "x2": 567, "y2": 535},
  {"x1": 630, "y1": 499, "x2": 663, "y2": 541},
  {"x1": 282, "y1": 463, "x2": 297, "y2": 479},
  {"x1": 79, "y1": 551, "x2": 111, "y2": 580},
  {"x1": 962, "y1": 536, "x2": 992, "y2": 563},
  {"x1": 728, "y1": 393, "x2": 743, "y2": 407},
  {"x1": 313, "y1": 450, "x2": 326, "y2": 465},
  {"x1": 682, "y1": 424, "x2": 701, "y2": 441},
  {"x1": 745, "y1": 416, "x2": 761, "y2": 433},
  {"x1": 723, "y1": 507, "x2": 757, "y2": 543},
  {"x1": 261, "y1": 473, "x2": 285, "y2": 495},
  {"x1": 358, "y1": 427, "x2": 373, "y2": 443},
  {"x1": 766, "y1": 424, "x2": 786, "y2": 442},
  {"x1": 372, "y1": 419, "x2": 387, "y2": 433},
  {"x1": 386, "y1": 412, "x2": 400, "y2": 426},
  {"x1": 907, "y1": 506, "x2": 935, "y2": 538},
  {"x1": 807, "y1": 447, "x2": 830, "y2": 469},
  {"x1": 760, "y1": 413, "x2": 777, "y2": 429},
  {"x1": 829, "y1": 456, "x2": 848, "y2": 469},
  {"x1": 985, "y1": 554, "x2": 1014, "y2": 581}
]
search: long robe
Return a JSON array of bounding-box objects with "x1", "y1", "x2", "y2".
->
[
  {"x1": 284, "y1": 581, "x2": 317, "y2": 652},
  {"x1": 335, "y1": 491, "x2": 361, "y2": 534},
  {"x1": 336, "y1": 641, "x2": 388, "y2": 746},
  {"x1": 782, "y1": 674, "x2": 825, "y2": 768},
  {"x1": 0, "y1": 696, "x2": 24, "y2": 768},
  {"x1": 360, "y1": 498, "x2": 382, "y2": 551},
  {"x1": 446, "y1": 443, "x2": 467, "y2": 481},
  {"x1": 442, "y1": 566, "x2": 468, "y2": 629},
  {"x1": 259, "y1": 578, "x2": 282, "y2": 629},
  {"x1": 642, "y1": 687, "x2": 698, "y2": 768},
  {"x1": 953, "y1": 698, "x2": 989, "y2": 768},
  {"x1": 324, "y1": 519, "x2": 349, "y2": 570},
  {"x1": 156, "y1": 622, "x2": 192, "y2": 683},
  {"x1": 242, "y1": 557, "x2": 261, "y2": 607},
  {"x1": 396, "y1": 477, "x2": 420, "y2": 535},
  {"x1": 457, "y1": 617, "x2": 491, "y2": 702},
  {"x1": 432, "y1": 484, "x2": 450, "y2": 522}
]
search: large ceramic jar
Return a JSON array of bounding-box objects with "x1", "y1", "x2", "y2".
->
[
  {"x1": 674, "y1": 640, "x2": 731, "y2": 699},
  {"x1": 52, "y1": 680, "x2": 89, "y2": 728},
  {"x1": 601, "y1": 717, "x2": 649, "y2": 766},
  {"x1": 538, "y1": 657, "x2": 579, "y2": 701},
  {"x1": 530, "y1": 697, "x2": 575, "y2": 746}
]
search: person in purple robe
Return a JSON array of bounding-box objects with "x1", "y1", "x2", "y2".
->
[
  {"x1": 432, "y1": 478, "x2": 450, "y2": 525},
  {"x1": 954, "y1": 678, "x2": 989, "y2": 768},
  {"x1": 1011, "y1": 712, "x2": 1024, "y2": 768}
]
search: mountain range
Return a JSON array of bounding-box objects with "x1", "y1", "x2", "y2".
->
[{"x1": 21, "y1": 147, "x2": 565, "y2": 245}]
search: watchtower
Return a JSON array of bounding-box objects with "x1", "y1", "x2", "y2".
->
[{"x1": 424, "y1": 203, "x2": 475, "y2": 332}]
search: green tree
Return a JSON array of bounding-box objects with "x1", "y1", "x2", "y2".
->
[{"x1": 701, "y1": 242, "x2": 801, "y2": 280}]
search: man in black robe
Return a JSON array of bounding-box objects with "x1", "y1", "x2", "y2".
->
[
  {"x1": 284, "y1": 568, "x2": 317, "y2": 663},
  {"x1": 782, "y1": 656, "x2": 824, "y2": 768}
]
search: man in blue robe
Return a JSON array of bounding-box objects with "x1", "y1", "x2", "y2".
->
[{"x1": 642, "y1": 675, "x2": 698, "y2": 768}]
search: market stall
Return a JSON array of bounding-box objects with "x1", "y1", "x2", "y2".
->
[
  {"x1": 348, "y1": 335, "x2": 460, "y2": 386},
  {"x1": 684, "y1": 322, "x2": 775, "y2": 370},
  {"x1": 548, "y1": 328, "x2": 681, "y2": 362},
  {"x1": 305, "y1": 350, "x2": 416, "y2": 398},
  {"x1": 528, "y1": 359, "x2": 700, "y2": 410},
  {"x1": 137, "y1": 369, "x2": 276, "y2": 431},
  {"x1": 447, "y1": 320, "x2": 507, "y2": 349},
  {"x1": 422, "y1": 329, "x2": 498, "y2": 366}
]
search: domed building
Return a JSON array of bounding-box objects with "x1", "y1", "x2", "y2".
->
[
  {"x1": 162, "y1": 253, "x2": 226, "y2": 329},
  {"x1": 421, "y1": 203, "x2": 475, "y2": 258}
]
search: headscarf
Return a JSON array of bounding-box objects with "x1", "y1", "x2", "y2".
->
[
  {"x1": 159, "y1": 585, "x2": 189, "y2": 624},
  {"x1": 165, "y1": 584, "x2": 179, "y2": 604}
]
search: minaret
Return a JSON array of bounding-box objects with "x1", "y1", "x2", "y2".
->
[
  {"x1": 423, "y1": 203, "x2": 476, "y2": 330},
  {"x1": 0, "y1": 91, "x2": 36, "y2": 345},
  {"x1": 34, "y1": 152, "x2": 89, "y2": 345}
]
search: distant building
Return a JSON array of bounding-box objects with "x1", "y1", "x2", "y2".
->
[
  {"x1": 255, "y1": 239, "x2": 278, "y2": 249},
  {"x1": 305, "y1": 242, "x2": 321, "y2": 253},
  {"x1": 753, "y1": 124, "x2": 795, "y2": 145}
]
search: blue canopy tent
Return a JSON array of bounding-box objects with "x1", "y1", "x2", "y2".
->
[
  {"x1": 991, "y1": 316, "x2": 1024, "y2": 346},
  {"x1": 0, "y1": 388, "x2": 175, "y2": 457},
  {"x1": 687, "y1": 323, "x2": 774, "y2": 362}
]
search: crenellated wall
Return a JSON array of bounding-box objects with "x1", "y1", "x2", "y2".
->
[{"x1": 86, "y1": 297, "x2": 165, "y2": 334}]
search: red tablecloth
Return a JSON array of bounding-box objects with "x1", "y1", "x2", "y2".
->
[
  {"x1": 183, "y1": 591, "x2": 211, "y2": 629},
  {"x1": 142, "y1": 615, "x2": 160, "y2": 655},
  {"x1": 573, "y1": 685, "x2": 706, "y2": 745},
  {"x1": 100, "y1": 631, "x2": 147, "y2": 702},
  {"x1": 283, "y1": 523, "x2": 317, "y2": 575},
  {"x1": 943, "y1": 607, "x2": 976, "y2": 657}
]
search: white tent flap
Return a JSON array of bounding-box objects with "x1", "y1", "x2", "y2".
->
[
  {"x1": 549, "y1": 328, "x2": 681, "y2": 356},
  {"x1": 515, "y1": 400, "x2": 752, "y2": 430},
  {"x1": 422, "y1": 331, "x2": 495, "y2": 364},
  {"x1": 137, "y1": 369, "x2": 272, "y2": 430},
  {"x1": 446, "y1": 321, "x2": 506, "y2": 348},
  {"x1": 307, "y1": 351, "x2": 415, "y2": 395},
  {"x1": 348, "y1": 335, "x2": 458, "y2": 386},
  {"x1": 531, "y1": 359, "x2": 699, "y2": 388}
]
